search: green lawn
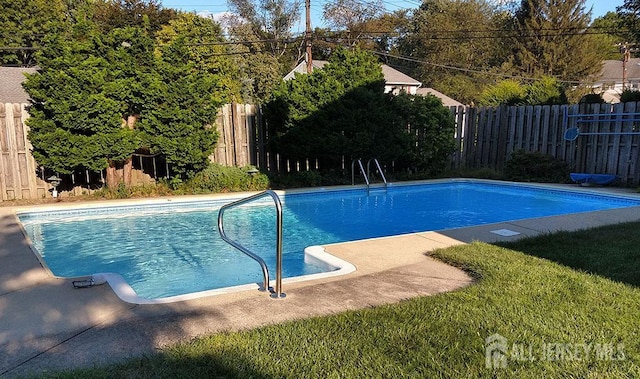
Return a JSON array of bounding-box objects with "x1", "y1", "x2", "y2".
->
[{"x1": 49, "y1": 222, "x2": 640, "y2": 378}]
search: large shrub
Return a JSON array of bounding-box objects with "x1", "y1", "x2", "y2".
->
[
  {"x1": 264, "y1": 47, "x2": 456, "y2": 175},
  {"x1": 181, "y1": 164, "x2": 269, "y2": 193},
  {"x1": 504, "y1": 150, "x2": 570, "y2": 183},
  {"x1": 525, "y1": 76, "x2": 567, "y2": 105},
  {"x1": 620, "y1": 89, "x2": 640, "y2": 103},
  {"x1": 579, "y1": 93, "x2": 605, "y2": 104},
  {"x1": 479, "y1": 80, "x2": 526, "y2": 106},
  {"x1": 480, "y1": 77, "x2": 567, "y2": 106}
]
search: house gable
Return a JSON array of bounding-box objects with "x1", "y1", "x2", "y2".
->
[
  {"x1": 416, "y1": 88, "x2": 464, "y2": 107},
  {"x1": 591, "y1": 59, "x2": 640, "y2": 103},
  {"x1": 283, "y1": 60, "x2": 463, "y2": 104},
  {"x1": 283, "y1": 59, "x2": 422, "y2": 94}
]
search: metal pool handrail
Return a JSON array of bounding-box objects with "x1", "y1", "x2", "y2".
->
[
  {"x1": 351, "y1": 158, "x2": 370, "y2": 189},
  {"x1": 367, "y1": 158, "x2": 387, "y2": 190},
  {"x1": 217, "y1": 190, "x2": 286, "y2": 298}
]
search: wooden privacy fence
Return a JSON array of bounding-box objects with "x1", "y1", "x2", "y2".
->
[
  {"x1": 211, "y1": 103, "x2": 264, "y2": 168},
  {"x1": 3, "y1": 101, "x2": 640, "y2": 202},
  {"x1": 0, "y1": 103, "x2": 264, "y2": 201},
  {"x1": 0, "y1": 103, "x2": 49, "y2": 201},
  {"x1": 453, "y1": 102, "x2": 640, "y2": 185}
]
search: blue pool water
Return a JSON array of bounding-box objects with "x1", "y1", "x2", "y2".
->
[{"x1": 18, "y1": 181, "x2": 640, "y2": 300}]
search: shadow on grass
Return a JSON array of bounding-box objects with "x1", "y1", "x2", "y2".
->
[
  {"x1": 48, "y1": 349, "x2": 280, "y2": 379},
  {"x1": 494, "y1": 221, "x2": 640, "y2": 287}
]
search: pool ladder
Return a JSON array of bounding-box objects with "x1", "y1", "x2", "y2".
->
[
  {"x1": 217, "y1": 190, "x2": 286, "y2": 298},
  {"x1": 351, "y1": 158, "x2": 388, "y2": 193}
]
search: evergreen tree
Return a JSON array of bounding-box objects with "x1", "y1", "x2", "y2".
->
[
  {"x1": 511, "y1": 0, "x2": 605, "y2": 82},
  {"x1": 155, "y1": 12, "x2": 241, "y2": 101},
  {"x1": 618, "y1": 1, "x2": 640, "y2": 51},
  {"x1": 0, "y1": 0, "x2": 68, "y2": 66},
  {"x1": 92, "y1": 0, "x2": 177, "y2": 35},
  {"x1": 24, "y1": 13, "x2": 227, "y2": 188}
]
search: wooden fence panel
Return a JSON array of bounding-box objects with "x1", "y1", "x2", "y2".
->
[
  {"x1": 524, "y1": 106, "x2": 533, "y2": 151},
  {"x1": 548, "y1": 105, "x2": 560, "y2": 157},
  {"x1": 450, "y1": 102, "x2": 640, "y2": 185},
  {"x1": 462, "y1": 106, "x2": 478, "y2": 168},
  {"x1": 598, "y1": 103, "x2": 614, "y2": 173},
  {"x1": 0, "y1": 103, "x2": 48, "y2": 201},
  {"x1": 232, "y1": 104, "x2": 249, "y2": 167},
  {"x1": 532, "y1": 105, "x2": 542, "y2": 152},
  {"x1": 0, "y1": 104, "x2": 8, "y2": 199},
  {"x1": 515, "y1": 106, "x2": 527, "y2": 151},
  {"x1": 495, "y1": 106, "x2": 510, "y2": 170},
  {"x1": 6, "y1": 100, "x2": 640, "y2": 203},
  {"x1": 211, "y1": 103, "x2": 259, "y2": 168},
  {"x1": 619, "y1": 102, "x2": 639, "y2": 181},
  {"x1": 449, "y1": 106, "x2": 465, "y2": 169},
  {"x1": 477, "y1": 108, "x2": 490, "y2": 167},
  {"x1": 607, "y1": 103, "x2": 623, "y2": 174},
  {"x1": 539, "y1": 105, "x2": 550, "y2": 154},
  {"x1": 212, "y1": 104, "x2": 231, "y2": 165}
]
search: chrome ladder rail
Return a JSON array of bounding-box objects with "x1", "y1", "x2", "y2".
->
[
  {"x1": 351, "y1": 158, "x2": 370, "y2": 191},
  {"x1": 217, "y1": 190, "x2": 286, "y2": 298},
  {"x1": 367, "y1": 158, "x2": 387, "y2": 190}
]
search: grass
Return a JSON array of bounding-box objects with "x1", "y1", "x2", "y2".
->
[{"x1": 46, "y1": 222, "x2": 640, "y2": 378}]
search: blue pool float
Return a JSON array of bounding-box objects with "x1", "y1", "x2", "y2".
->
[{"x1": 570, "y1": 173, "x2": 617, "y2": 186}]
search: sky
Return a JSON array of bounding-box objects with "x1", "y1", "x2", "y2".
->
[{"x1": 161, "y1": 0, "x2": 625, "y2": 33}]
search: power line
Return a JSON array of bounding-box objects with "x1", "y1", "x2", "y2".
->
[
  {"x1": 182, "y1": 37, "x2": 302, "y2": 46},
  {"x1": 368, "y1": 50, "x2": 590, "y2": 85},
  {"x1": 0, "y1": 23, "x2": 629, "y2": 53}
]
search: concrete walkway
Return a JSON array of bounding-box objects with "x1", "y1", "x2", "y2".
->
[{"x1": 2, "y1": 185, "x2": 640, "y2": 378}]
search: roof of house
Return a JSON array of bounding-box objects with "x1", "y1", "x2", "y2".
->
[
  {"x1": 284, "y1": 59, "x2": 422, "y2": 86},
  {"x1": 283, "y1": 60, "x2": 329, "y2": 80},
  {"x1": 381, "y1": 64, "x2": 421, "y2": 86},
  {"x1": 0, "y1": 66, "x2": 38, "y2": 103},
  {"x1": 597, "y1": 59, "x2": 640, "y2": 83},
  {"x1": 284, "y1": 59, "x2": 465, "y2": 105},
  {"x1": 415, "y1": 87, "x2": 464, "y2": 107}
]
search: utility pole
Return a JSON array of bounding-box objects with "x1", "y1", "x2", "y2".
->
[
  {"x1": 622, "y1": 42, "x2": 631, "y2": 91},
  {"x1": 305, "y1": 0, "x2": 313, "y2": 74}
]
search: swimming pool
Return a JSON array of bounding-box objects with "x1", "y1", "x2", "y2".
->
[{"x1": 18, "y1": 180, "x2": 640, "y2": 303}]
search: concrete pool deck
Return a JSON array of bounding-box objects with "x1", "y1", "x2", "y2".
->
[{"x1": 2, "y1": 184, "x2": 640, "y2": 377}]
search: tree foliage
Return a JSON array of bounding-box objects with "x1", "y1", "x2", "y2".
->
[
  {"x1": 221, "y1": 0, "x2": 303, "y2": 102},
  {"x1": 479, "y1": 76, "x2": 567, "y2": 106},
  {"x1": 316, "y1": 8, "x2": 409, "y2": 60},
  {"x1": 0, "y1": 0, "x2": 68, "y2": 66},
  {"x1": 525, "y1": 76, "x2": 567, "y2": 104},
  {"x1": 397, "y1": 0, "x2": 510, "y2": 104},
  {"x1": 620, "y1": 89, "x2": 640, "y2": 102},
  {"x1": 24, "y1": 13, "x2": 228, "y2": 187},
  {"x1": 155, "y1": 13, "x2": 241, "y2": 101},
  {"x1": 92, "y1": 0, "x2": 177, "y2": 34},
  {"x1": 264, "y1": 48, "x2": 455, "y2": 174},
  {"x1": 479, "y1": 80, "x2": 527, "y2": 106},
  {"x1": 322, "y1": 0, "x2": 386, "y2": 47},
  {"x1": 224, "y1": 0, "x2": 301, "y2": 61},
  {"x1": 618, "y1": 0, "x2": 640, "y2": 49},
  {"x1": 510, "y1": 0, "x2": 605, "y2": 81},
  {"x1": 591, "y1": 12, "x2": 630, "y2": 60}
]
